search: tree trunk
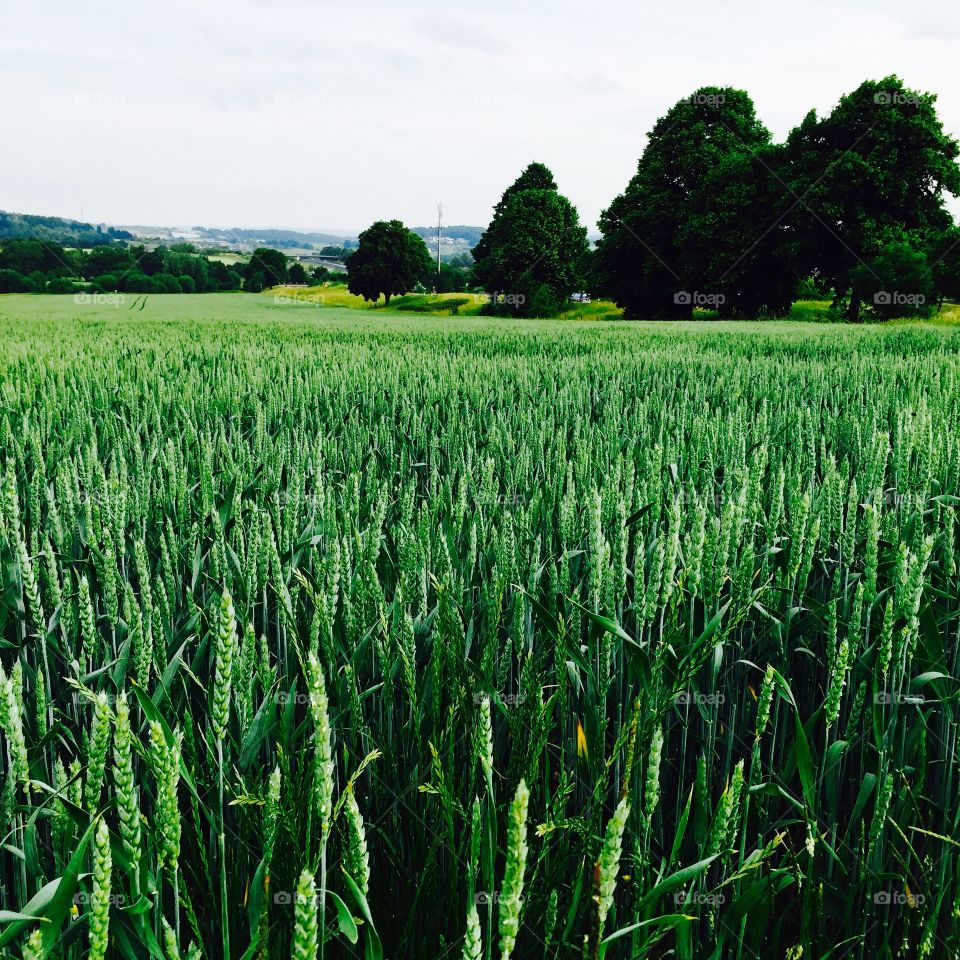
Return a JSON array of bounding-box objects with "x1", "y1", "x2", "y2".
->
[
  {"x1": 847, "y1": 289, "x2": 862, "y2": 323},
  {"x1": 384, "y1": 292, "x2": 391, "y2": 306}
]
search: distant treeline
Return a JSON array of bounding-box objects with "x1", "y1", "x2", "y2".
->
[
  {"x1": 0, "y1": 211, "x2": 133, "y2": 248},
  {"x1": 0, "y1": 211, "x2": 363, "y2": 259},
  {"x1": 0, "y1": 240, "x2": 337, "y2": 294}
]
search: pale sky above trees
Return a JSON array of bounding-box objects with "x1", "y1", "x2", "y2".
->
[{"x1": 2, "y1": 0, "x2": 959, "y2": 232}]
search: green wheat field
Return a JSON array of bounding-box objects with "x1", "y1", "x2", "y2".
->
[{"x1": 1, "y1": 293, "x2": 959, "y2": 959}]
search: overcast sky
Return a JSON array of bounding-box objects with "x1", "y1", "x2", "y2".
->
[{"x1": 2, "y1": 0, "x2": 959, "y2": 234}]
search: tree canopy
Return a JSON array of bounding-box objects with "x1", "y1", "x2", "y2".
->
[
  {"x1": 596, "y1": 87, "x2": 799, "y2": 319},
  {"x1": 244, "y1": 247, "x2": 288, "y2": 291},
  {"x1": 473, "y1": 163, "x2": 589, "y2": 317},
  {"x1": 346, "y1": 220, "x2": 432, "y2": 305},
  {"x1": 0, "y1": 239, "x2": 247, "y2": 294},
  {"x1": 595, "y1": 78, "x2": 960, "y2": 320},
  {"x1": 784, "y1": 75, "x2": 960, "y2": 320}
]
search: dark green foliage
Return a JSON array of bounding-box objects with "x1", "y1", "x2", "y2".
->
[
  {"x1": 90, "y1": 273, "x2": 119, "y2": 292},
  {"x1": 309, "y1": 266, "x2": 333, "y2": 285},
  {"x1": 153, "y1": 273, "x2": 183, "y2": 293},
  {"x1": 207, "y1": 260, "x2": 242, "y2": 291},
  {"x1": 138, "y1": 248, "x2": 166, "y2": 276},
  {"x1": 473, "y1": 164, "x2": 589, "y2": 316},
  {"x1": 0, "y1": 238, "x2": 243, "y2": 295},
  {"x1": 288, "y1": 262, "x2": 309, "y2": 285},
  {"x1": 85, "y1": 245, "x2": 136, "y2": 278},
  {"x1": 244, "y1": 247, "x2": 288, "y2": 289},
  {"x1": 783, "y1": 75, "x2": 959, "y2": 320},
  {"x1": 851, "y1": 242, "x2": 935, "y2": 319},
  {"x1": 0, "y1": 238, "x2": 79, "y2": 277},
  {"x1": 44, "y1": 277, "x2": 77, "y2": 294},
  {"x1": 346, "y1": 220, "x2": 432, "y2": 305},
  {"x1": 0, "y1": 209, "x2": 133, "y2": 246},
  {"x1": 926, "y1": 226, "x2": 960, "y2": 304},
  {"x1": 597, "y1": 78, "x2": 960, "y2": 321},
  {"x1": 433, "y1": 262, "x2": 471, "y2": 293},
  {"x1": 0, "y1": 269, "x2": 33, "y2": 292},
  {"x1": 472, "y1": 162, "x2": 557, "y2": 269},
  {"x1": 597, "y1": 87, "x2": 798, "y2": 319},
  {"x1": 117, "y1": 272, "x2": 155, "y2": 294}
]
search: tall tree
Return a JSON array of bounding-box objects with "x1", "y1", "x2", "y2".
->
[
  {"x1": 596, "y1": 87, "x2": 797, "y2": 319},
  {"x1": 784, "y1": 75, "x2": 960, "y2": 320},
  {"x1": 685, "y1": 144, "x2": 802, "y2": 318},
  {"x1": 472, "y1": 162, "x2": 557, "y2": 268},
  {"x1": 346, "y1": 220, "x2": 431, "y2": 306},
  {"x1": 473, "y1": 163, "x2": 589, "y2": 317}
]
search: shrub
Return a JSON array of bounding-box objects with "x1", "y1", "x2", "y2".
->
[{"x1": 851, "y1": 242, "x2": 935, "y2": 319}]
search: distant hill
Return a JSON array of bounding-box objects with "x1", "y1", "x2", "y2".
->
[
  {"x1": 410, "y1": 225, "x2": 482, "y2": 262},
  {"x1": 1, "y1": 209, "x2": 487, "y2": 258},
  {"x1": 0, "y1": 210, "x2": 133, "y2": 247},
  {"x1": 120, "y1": 224, "x2": 355, "y2": 252},
  {"x1": 410, "y1": 225, "x2": 483, "y2": 246}
]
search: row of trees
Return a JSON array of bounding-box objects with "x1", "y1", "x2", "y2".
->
[
  {"x1": 342, "y1": 169, "x2": 587, "y2": 314},
  {"x1": 241, "y1": 246, "x2": 340, "y2": 290},
  {"x1": 596, "y1": 76, "x2": 960, "y2": 320},
  {"x1": 8, "y1": 74, "x2": 953, "y2": 320},
  {"x1": 0, "y1": 240, "x2": 247, "y2": 294},
  {"x1": 0, "y1": 240, "x2": 339, "y2": 295},
  {"x1": 0, "y1": 210, "x2": 134, "y2": 247},
  {"x1": 345, "y1": 75, "x2": 960, "y2": 320}
]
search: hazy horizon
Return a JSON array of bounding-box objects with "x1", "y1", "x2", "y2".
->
[{"x1": 3, "y1": 0, "x2": 960, "y2": 233}]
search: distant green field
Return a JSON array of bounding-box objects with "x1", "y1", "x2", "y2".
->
[{"x1": 204, "y1": 252, "x2": 248, "y2": 265}]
